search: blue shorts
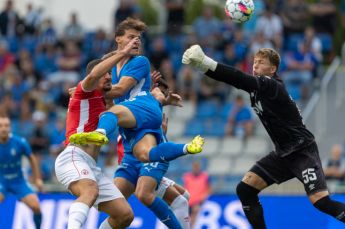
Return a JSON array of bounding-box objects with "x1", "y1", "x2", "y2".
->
[
  {"x1": 115, "y1": 153, "x2": 169, "y2": 187},
  {"x1": 120, "y1": 94, "x2": 163, "y2": 152},
  {"x1": 120, "y1": 94, "x2": 163, "y2": 130},
  {"x1": 0, "y1": 178, "x2": 34, "y2": 200}
]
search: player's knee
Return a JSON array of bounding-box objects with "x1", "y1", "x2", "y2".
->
[
  {"x1": 236, "y1": 181, "x2": 260, "y2": 203},
  {"x1": 109, "y1": 207, "x2": 134, "y2": 228},
  {"x1": 136, "y1": 190, "x2": 155, "y2": 206},
  {"x1": 81, "y1": 185, "x2": 99, "y2": 203},
  {"x1": 134, "y1": 151, "x2": 150, "y2": 163}
]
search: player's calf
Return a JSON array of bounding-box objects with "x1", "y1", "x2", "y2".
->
[
  {"x1": 236, "y1": 181, "x2": 266, "y2": 229},
  {"x1": 313, "y1": 195, "x2": 345, "y2": 222}
]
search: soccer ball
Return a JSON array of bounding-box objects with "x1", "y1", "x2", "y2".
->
[{"x1": 225, "y1": 0, "x2": 255, "y2": 23}]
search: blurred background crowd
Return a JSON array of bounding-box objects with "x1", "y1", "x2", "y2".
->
[{"x1": 1, "y1": 0, "x2": 345, "y2": 195}]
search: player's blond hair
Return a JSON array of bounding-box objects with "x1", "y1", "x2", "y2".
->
[
  {"x1": 255, "y1": 48, "x2": 281, "y2": 72},
  {"x1": 115, "y1": 17, "x2": 147, "y2": 37}
]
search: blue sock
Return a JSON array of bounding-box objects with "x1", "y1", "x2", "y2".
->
[
  {"x1": 96, "y1": 112, "x2": 118, "y2": 136},
  {"x1": 33, "y1": 213, "x2": 42, "y2": 229},
  {"x1": 148, "y1": 197, "x2": 182, "y2": 229},
  {"x1": 149, "y1": 142, "x2": 185, "y2": 162}
]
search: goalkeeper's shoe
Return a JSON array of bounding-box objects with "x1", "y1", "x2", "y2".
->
[
  {"x1": 187, "y1": 135, "x2": 205, "y2": 154},
  {"x1": 69, "y1": 131, "x2": 109, "y2": 146}
]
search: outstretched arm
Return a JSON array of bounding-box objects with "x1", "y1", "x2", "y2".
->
[
  {"x1": 82, "y1": 38, "x2": 139, "y2": 91},
  {"x1": 182, "y1": 45, "x2": 259, "y2": 93}
]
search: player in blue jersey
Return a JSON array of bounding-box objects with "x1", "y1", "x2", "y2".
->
[
  {"x1": 114, "y1": 77, "x2": 191, "y2": 228},
  {"x1": 0, "y1": 114, "x2": 43, "y2": 229},
  {"x1": 69, "y1": 18, "x2": 204, "y2": 164}
]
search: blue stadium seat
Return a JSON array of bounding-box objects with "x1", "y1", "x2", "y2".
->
[
  {"x1": 184, "y1": 118, "x2": 204, "y2": 136},
  {"x1": 203, "y1": 118, "x2": 226, "y2": 136},
  {"x1": 219, "y1": 102, "x2": 233, "y2": 119},
  {"x1": 195, "y1": 101, "x2": 219, "y2": 119},
  {"x1": 285, "y1": 33, "x2": 304, "y2": 52},
  {"x1": 317, "y1": 33, "x2": 332, "y2": 53}
]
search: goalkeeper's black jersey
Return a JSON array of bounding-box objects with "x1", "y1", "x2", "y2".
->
[{"x1": 206, "y1": 64, "x2": 315, "y2": 157}]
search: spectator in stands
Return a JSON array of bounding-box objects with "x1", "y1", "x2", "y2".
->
[
  {"x1": 249, "y1": 31, "x2": 274, "y2": 57},
  {"x1": 177, "y1": 65, "x2": 200, "y2": 103},
  {"x1": 183, "y1": 161, "x2": 212, "y2": 227},
  {"x1": 89, "y1": 28, "x2": 112, "y2": 59},
  {"x1": 0, "y1": 40, "x2": 15, "y2": 74},
  {"x1": 304, "y1": 26, "x2": 323, "y2": 63},
  {"x1": 159, "y1": 58, "x2": 176, "y2": 92},
  {"x1": 165, "y1": 0, "x2": 185, "y2": 34},
  {"x1": 193, "y1": 6, "x2": 221, "y2": 46},
  {"x1": 63, "y1": 12, "x2": 84, "y2": 43},
  {"x1": 255, "y1": 4, "x2": 283, "y2": 49},
  {"x1": 282, "y1": 41, "x2": 318, "y2": 98},
  {"x1": 324, "y1": 144, "x2": 345, "y2": 181},
  {"x1": 24, "y1": 3, "x2": 42, "y2": 35},
  {"x1": 280, "y1": 0, "x2": 309, "y2": 37},
  {"x1": 0, "y1": 0, "x2": 23, "y2": 38},
  {"x1": 309, "y1": 0, "x2": 337, "y2": 35},
  {"x1": 38, "y1": 18, "x2": 58, "y2": 46},
  {"x1": 226, "y1": 95, "x2": 254, "y2": 138},
  {"x1": 34, "y1": 44, "x2": 58, "y2": 76},
  {"x1": 48, "y1": 41, "x2": 81, "y2": 84},
  {"x1": 114, "y1": 0, "x2": 139, "y2": 29},
  {"x1": 149, "y1": 36, "x2": 169, "y2": 70}
]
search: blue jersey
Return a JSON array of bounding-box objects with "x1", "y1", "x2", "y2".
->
[
  {"x1": 0, "y1": 135, "x2": 32, "y2": 181},
  {"x1": 111, "y1": 55, "x2": 151, "y2": 104}
]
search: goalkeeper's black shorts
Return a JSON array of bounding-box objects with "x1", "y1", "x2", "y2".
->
[{"x1": 250, "y1": 142, "x2": 328, "y2": 195}]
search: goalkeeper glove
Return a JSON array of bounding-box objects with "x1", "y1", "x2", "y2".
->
[{"x1": 182, "y1": 45, "x2": 217, "y2": 73}]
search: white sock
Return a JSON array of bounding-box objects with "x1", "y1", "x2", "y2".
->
[
  {"x1": 183, "y1": 144, "x2": 188, "y2": 154},
  {"x1": 68, "y1": 202, "x2": 90, "y2": 229},
  {"x1": 182, "y1": 191, "x2": 190, "y2": 201},
  {"x1": 99, "y1": 218, "x2": 112, "y2": 229},
  {"x1": 171, "y1": 195, "x2": 190, "y2": 229},
  {"x1": 95, "y1": 128, "x2": 106, "y2": 135}
]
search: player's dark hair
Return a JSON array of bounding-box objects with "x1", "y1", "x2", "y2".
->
[
  {"x1": 255, "y1": 48, "x2": 280, "y2": 72},
  {"x1": 115, "y1": 17, "x2": 147, "y2": 37},
  {"x1": 86, "y1": 59, "x2": 102, "y2": 75}
]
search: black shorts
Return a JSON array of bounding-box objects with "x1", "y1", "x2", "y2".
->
[{"x1": 250, "y1": 142, "x2": 328, "y2": 195}]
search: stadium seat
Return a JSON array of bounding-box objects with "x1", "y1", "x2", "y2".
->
[
  {"x1": 219, "y1": 137, "x2": 243, "y2": 156},
  {"x1": 207, "y1": 156, "x2": 232, "y2": 175},
  {"x1": 166, "y1": 118, "x2": 185, "y2": 138},
  {"x1": 173, "y1": 101, "x2": 195, "y2": 121},
  {"x1": 243, "y1": 136, "x2": 268, "y2": 156},
  {"x1": 317, "y1": 33, "x2": 332, "y2": 53},
  {"x1": 199, "y1": 137, "x2": 220, "y2": 157},
  {"x1": 203, "y1": 118, "x2": 226, "y2": 136},
  {"x1": 195, "y1": 101, "x2": 219, "y2": 119},
  {"x1": 220, "y1": 102, "x2": 233, "y2": 119},
  {"x1": 231, "y1": 156, "x2": 257, "y2": 175},
  {"x1": 184, "y1": 118, "x2": 204, "y2": 136}
]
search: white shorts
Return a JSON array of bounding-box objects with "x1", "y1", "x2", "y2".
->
[
  {"x1": 55, "y1": 146, "x2": 124, "y2": 206},
  {"x1": 155, "y1": 177, "x2": 175, "y2": 198}
]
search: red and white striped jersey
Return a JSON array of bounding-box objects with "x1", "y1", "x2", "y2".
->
[
  {"x1": 65, "y1": 82, "x2": 106, "y2": 145},
  {"x1": 117, "y1": 135, "x2": 124, "y2": 165}
]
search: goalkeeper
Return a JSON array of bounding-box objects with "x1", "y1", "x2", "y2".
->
[{"x1": 182, "y1": 45, "x2": 345, "y2": 228}]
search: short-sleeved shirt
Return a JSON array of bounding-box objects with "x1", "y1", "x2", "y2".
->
[{"x1": 0, "y1": 135, "x2": 32, "y2": 182}]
